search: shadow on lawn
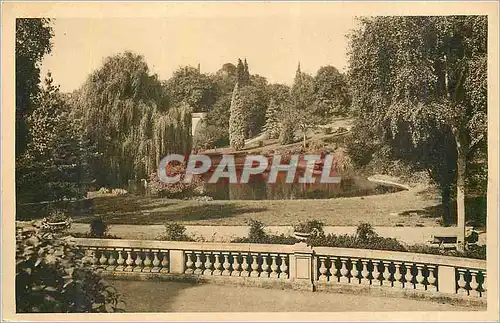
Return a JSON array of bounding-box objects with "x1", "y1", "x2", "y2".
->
[
  {"x1": 399, "y1": 196, "x2": 487, "y2": 228},
  {"x1": 83, "y1": 203, "x2": 267, "y2": 224},
  {"x1": 112, "y1": 279, "x2": 201, "y2": 312},
  {"x1": 144, "y1": 204, "x2": 267, "y2": 223},
  {"x1": 91, "y1": 195, "x2": 171, "y2": 214}
]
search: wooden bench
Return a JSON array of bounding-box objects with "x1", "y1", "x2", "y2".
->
[
  {"x1": 428, "y1": 230, "x2": 479, "y2": 250},
  {"x1": 428, "y1": 235, "x2": 458, "y2": 250}
]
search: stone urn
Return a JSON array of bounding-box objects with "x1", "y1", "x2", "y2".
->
[
  {"x1": 294, "y1": 231, "x2": 311, "y2": 241},
  {"x1": 293, "y1": 220, "x2": 324, "y2": 241},
  {"x1": 41, "y1": 217, "x2": 72, "y2": 233}
]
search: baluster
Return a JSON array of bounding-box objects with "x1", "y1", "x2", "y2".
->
[
  {"x1": 203, "y1": 253, "x2": 213, "y2": 275},
  {"x1": 350, "y1": 259, "x2": 359, "y2": 284},
  {"x1": 318, "y1": 257, "x2": 328, "y2": 281},
  {"x1": 81, "y1": 248, "x2": 90, "y2": 265},
  {"x1": 194, "y1": 252, "x2": 203, "y2": 275},
  {"x1": 381, "y1": 261, "x2": 392, "y2": 287},
  {"x1": 426, "y1": 265, "x2": 437, "y2": 292},
  {"x1": 142, "y1": 250, "x2": 152, "y2": 273},
  {"x1": 339, "y1": 258, "x2": 349, "y2": 284},
  {"x1": 415, "y1": 265, "x2": 425, "y2": 290},
  {"x1": 231, "y1": 253, "x2": 241, "y2": 277},
  {"x1": 98, "y1": 249, "x2": 108, "y2": 269},
  {"x1": 133, "y1": 250, "x2": 143, "y2": 272},
  {"x1": 115, "y1": 249, "x2": 125, "y2": 271},
  {"x1": 393, "y1": 262, "x2": 403, "y2": 288},
  {"x1": 469, "y1": 270, "x2": 480, "y2": 297},
  {"x1": 90, "y1": 248, "x2": 98, "y2": 269},
  {"x1": 456, "y1": 269, "x2": 468, "y2": 295},
  {"x1": 481, "y1": 273, "x2": 487, "y2": 298},
  {"x1": 107, "y1": 250, "x2": 117, "y2": 271},
  {"x1": 404, "y1": 263, "x2": 414, "y2": 289},
  {"x1": 331, "y1": 257, "x2": 340, "y2": 283},
  {"x1": 269, "y1": 254, "x2": 279, "y2": 278},
  {"x1": 160, "y1": 251, "x2": 169, "y2": 273},
  {"x1": 241, "y1": 254, "x2": 250, "y2": 277},
  {"x1": 250, "y1": 254, "x2": 260, "y2": 277},
  {"x1": 279, "y1": 255, "x2": 288, "y2": 279},
  {"x1": 260, "y1": 254, "x2": 270, "y2": 278},
  {"x1": 151, "y1": 251, "x2": 161, "y2": 273},
  {"x1": 125, "y1": 249, "x2": 134, "y2": 272},
  {"x1": 213, "y1": 253, "x2": 222, "y2": 275},
  {"x1": 371, "y1": 260, "x2": 381, "y2": 286},
  {"x1": 360, "y1": 259, "x2": 370, "y2": 285},
  {"x1": 185, "y1": 251, "x2": 194, "y2": 274},
  {"x1": 222, "y1": 253, "x2": 231, "y2": 276}
]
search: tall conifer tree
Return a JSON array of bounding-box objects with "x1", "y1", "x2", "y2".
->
[{"x1": 229, "y1": 82, "x2": 246, "y2": 150}]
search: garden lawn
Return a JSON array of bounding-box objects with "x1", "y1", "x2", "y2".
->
[
  {"x1": 74, "y1": 186, "x2": 444, "y2": 227},
  {"x1": 112, "y1": 280, "x2": 482, "y2": 312}
]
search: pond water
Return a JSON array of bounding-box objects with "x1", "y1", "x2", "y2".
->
[{"x1": 202, "y1": 174, "x2": 405, "y2": 200}]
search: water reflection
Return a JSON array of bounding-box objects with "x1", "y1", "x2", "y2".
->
[{"x1": 202, "y1": 173, "x2": 404, "y2": 200}]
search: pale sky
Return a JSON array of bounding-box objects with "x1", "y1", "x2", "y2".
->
[{"x1": 41, "y1": 16, "x2": 358, "y2": 93}]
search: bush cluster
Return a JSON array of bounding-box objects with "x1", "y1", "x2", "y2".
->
[
  {"x1": 148, "y1": 163, "x2": 204, "y2": 198},
  {"x1": 232, "y1": 219, "x2": 299, "y2": 245},
  {"x1": 16, "y1": 223, "x2": 125, "y2": 313},
  {"x1": 157, "y1": 222, "x2": 194, "y2": 241}
]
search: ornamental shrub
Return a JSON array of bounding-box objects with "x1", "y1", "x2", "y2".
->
[
  {"x1": 148, "y1": 162, "x2": 204, "y2": 198},
  {"x1": 16, "y1": 223, "x2": 125, "y2": 313},
  {"x1": 157, "y1": 222, "x2": 194, "y2": 241}
]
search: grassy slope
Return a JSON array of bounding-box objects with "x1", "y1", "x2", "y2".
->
[{"x1": 75, "y1": 184, "x2": 442, "y2": 226}]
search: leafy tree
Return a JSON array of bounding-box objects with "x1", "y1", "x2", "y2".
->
[
  {"x1": 15, "y1": 18, "x2": 54, "y2": 158},
  {"x1": 16, "y1": 73, "x2": 92, "y2": 204},
  {"x1": 229, "y1": 82, "x2": 246, "y2": 150},
  {"x1": 267, "y1": 83, "x2": 291, "y2": 105},
  {"x1": 213, "y1": 63, "x2": 238, "y2": 95},
  {"x1": 348, "y1": 16, "x2": 487, "y2": 248},
  {"x1": 241, "y1": 81, "x2": 269, "y2": 138},
  {"x1": 193, "y1": 122, "x2": 229, "y2": 151},
  {"x1": 290, "y1": 63, "x2": 317, "y2": 147},
  {"x1": 243, "y1": 58, "x2": 251, "y2": 85},
  {"x1": 166, "y1": 66, "x2": 217, "y2": 112},
  {"x1": 264, "y1": 98, "x2": 282, "y2": 139},
  {"x1": 74, "y1": 52, "x2": 192, "y2": 187},
  {"x1": 291, "y1": 63, "x2": 315, "y2": 112},
  {"x1": 16, "y1": 223, "x2": 125, "y2": 312},
  {"x1": 236, "y1": 58, "x2": 246, "y2": 85},
  {"x1": 313, "y1": 66, "x2": 351, "y2": 118},
  {"x1": 279, "y1": 106, "x2": 297, "y2": 145}
]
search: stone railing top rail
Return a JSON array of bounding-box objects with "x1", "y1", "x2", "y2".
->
[
  {"x1": 71, "y1": 238, "x2": 486, "y2": 270},
  {"x1": 313, "y1": 246, "x2": 486, "y2": 269},
  {"x1": 70, "y1": 238, "x2": 296, "y2": 254}
]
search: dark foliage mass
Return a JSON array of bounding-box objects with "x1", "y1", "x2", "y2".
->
[{"x1": 16, "y1": 224, "x2": 125, "y2": 312}]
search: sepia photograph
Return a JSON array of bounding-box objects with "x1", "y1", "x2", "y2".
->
[{"x1": 1, "y1": 1, "x2": 499, "y2": 321}]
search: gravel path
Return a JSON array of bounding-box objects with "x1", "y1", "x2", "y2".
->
[{"x1": 111, "y1": 280, "x2": 483, "y2": 312}]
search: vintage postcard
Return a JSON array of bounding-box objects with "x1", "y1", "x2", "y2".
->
[{"x1": 1, "y1": 1, "x2": 499, "y2": 322}]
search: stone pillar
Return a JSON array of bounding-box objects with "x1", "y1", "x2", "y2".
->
[
  {"x1": 191, "y1": 113, "x2": 207, "y2": 136},
  {"x1": 291, "y1": 242, "x2": 314, "y2": 291},
  {"x1": 169, "y1": 250, "x2": 185, "y2": 274},
  {"x1": 438, "y1": 265, "x2": 456, "y2": 294}
]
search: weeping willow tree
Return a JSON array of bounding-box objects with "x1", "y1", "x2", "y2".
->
[{"x1": 73, "y1": 52, "x2": 192, "y2": 187}]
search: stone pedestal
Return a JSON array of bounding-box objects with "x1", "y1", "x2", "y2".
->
[
  {"x1": 169, "y1": 250, "x2": 185, "y2": 274},
  {"x1": 438, "y1": 265, "x2": 456, "y2": 294},
  {"x1": 290, "y1": 242, "x2": 314, "y2": 291}
]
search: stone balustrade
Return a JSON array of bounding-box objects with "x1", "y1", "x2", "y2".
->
[
  {"x1": 314, "y1": 246, "x2": 487, "y2": 297},
  {"x1": 72, "y1": 238, "x2": 486, "y2": 300}
]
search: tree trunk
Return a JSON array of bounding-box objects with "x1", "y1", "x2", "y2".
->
[
  {"x1": 456, "y1": 150, "x2": 466, "y2": 251},
  {"x1": 441, "y1": 184, "x2": 451, "y2": 224}
]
